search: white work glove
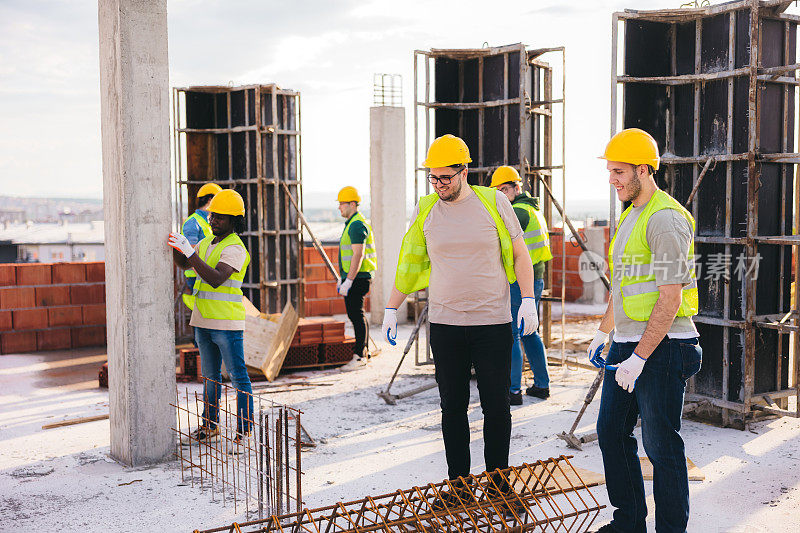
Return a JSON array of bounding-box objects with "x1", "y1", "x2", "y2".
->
[
  {"x1": 168, "y1": 232, "x2": 195, "y2": 258},
  {"x1": 613, "y1": 352, "x2": 647, "y2": 393},
  {"x1": 587, "y1": 330, "x2": 610, "y2": 368},
  {"x1": 382, "y1": 308, "x2": 397, "y2": 346},
  {"x1": 517, "y1": 297, "x2": 539, "y2": 336},
  {"x1": 337, "y1": 278, "x2": 353, "y2": 296}
]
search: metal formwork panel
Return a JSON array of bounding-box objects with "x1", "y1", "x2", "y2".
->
[
  {"x1": 612, "y1": 0, "x2": 800, "y2": 425},
  {"x1": 414, "y1": 44, "x2": 566, "y2": 365},
  {"x1": 172, "y1": 84, "x2": 303, "y2": 332}
]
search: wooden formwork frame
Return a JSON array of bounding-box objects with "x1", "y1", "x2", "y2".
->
[
  {"x1": 611, "y1": 0, "x2": 800, "y2": 426},
  {"x1": 171, "y1": 84, "x2": 304, "y2": 339},
  {"x1": 412, "y1": 44, "x2": 566, "y2": 366}
]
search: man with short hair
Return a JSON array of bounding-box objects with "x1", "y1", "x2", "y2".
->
[
  {"x1": 336, "y1": 186, "x2": 377, "y2": 361},
  {"x1": 587, "y1": 128, "x2": 702, "y2": 533},
  {"x1": 181, "y1": 182, "x2": 222, "y2": 310},
  {"x1": 382, "y1": 134, "x2": 538, "y2": 503},
  {"x1": 490, "y1": 166, "x2": 552, "y2": 404}
]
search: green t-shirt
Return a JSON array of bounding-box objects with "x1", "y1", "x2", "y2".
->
[
  {"x1": 512, "y1": 194, "x2": 545, "y2": 279},
  {"x1": 339, "y1": 215, "x2": 373, "y2": 279}
]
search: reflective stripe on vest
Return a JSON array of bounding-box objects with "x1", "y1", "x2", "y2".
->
[
  {"x1": 513, "y1": 197, "x2": 553, "y2": 264},
  {"x1": 340, "y1": 212, "x2": 377, "y2": 274},
  {"x1": 181, "y1": 211, "x2": 213, "y2": 281},
  {"x1": 608, "y1": 189, "x2": 698, "y2": 321},
  {"x1": 394, "y1": 186, "x2": 516, "y2": 294},
  {"x1": 193, "y1": 233, "x2": 250, "y2": 322}
]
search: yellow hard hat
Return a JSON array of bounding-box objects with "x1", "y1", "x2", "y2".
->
[
  {"x1": 196, "y1": 183, "x2": 223, "y2": 198},
  {"x1": 422, "y1": 134, "x2": 472, "y2": 168},
  {"x1": 208, "y1": 189, "x2": 245, "y2": 216},
  {"x1": 602, "y1": 128, "x2": 660, "y2": 171},
  {"x1": 490, "y1": 166, "x2": 522, "y2": 188},
  {"x1": 337, "y1": 186, "x2": 360, "y2": 203}
]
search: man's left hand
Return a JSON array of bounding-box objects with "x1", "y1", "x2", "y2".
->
[
  {"x1": 337, "y1": 278, "x2": 353, "y2": 296},
  {"x1": 614, "y1": 353, "x2": 647, "y2": 392}
]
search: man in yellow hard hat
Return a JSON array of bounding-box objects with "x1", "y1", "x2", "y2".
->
[
  {"x1": 336, "y1": 186, "x2": 377, "y2": 361},
  {"x1": 587, "y1": 128, "x2": 701, "y2": 533},
  {"x1": 381, "y1": 134, "x2": 537, "y2": 506},
  {"x1": 490, "y1": 166, "x2": 552, "y2": 405},
  {"x1": 169, "y1": 189, "x2": 254, "y2": 447},
  {"x1": 181, "y1": 182, "x2": 222, "y2": 309}
]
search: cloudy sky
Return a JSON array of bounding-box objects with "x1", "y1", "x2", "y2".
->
[{"x1": 1, "y1": 0, "x2": 797, "y2": 209}]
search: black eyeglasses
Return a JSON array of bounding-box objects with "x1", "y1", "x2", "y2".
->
[{"x1": 427, "y1": 167, "x2": 464, "y2": 185}]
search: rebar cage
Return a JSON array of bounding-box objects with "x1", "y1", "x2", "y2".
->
[
  {"x1": 173, "y1": 379, "x2": 304, "y2": 519},
  {"x1": 611, "y1": 0, "x2": 800, "y2": 425},
  {"x1": 194, "y1": 455, "x2": 604, "y2": 533},
  {"x1": 172, "y1": 84, "x2": 304, "y2": 341},
  {"x1": 413, "y1": 44, "x2": 567, "y2": 365}
]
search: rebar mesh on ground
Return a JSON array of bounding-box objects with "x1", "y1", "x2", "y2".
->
[
  {"x1": 195, "y1": 455, "x2": 604, "y2": 532},
  {"x1": 173, "y1": 379, "x2": 303, "y2": 519}
]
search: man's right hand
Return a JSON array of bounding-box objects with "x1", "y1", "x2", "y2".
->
[
  {"x1": 587, "y1": 329, "x2": 609, "y2": 368},
  {"x1": 382, "y1": 308, "x2": 397, "y2": 346}
]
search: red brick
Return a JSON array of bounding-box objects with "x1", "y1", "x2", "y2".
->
[
  {"x1": 52, "y1": 263, "x2": 86, "y2": 284},
  {"x1": 1, "y1": 331, "x2": 37, "y2": 354},
  {"x1": 0, "y1": 287, "x2": 35, "y2": 309},
  {"x1": 15, "y1": 263, "x2": 52, "y2": 286},
  {"x1": 0, "y1": 310, "x2": 11, "y2": 331},
  {"x1": 364, "y1": 297, "x2": 371, "y2": 313},
  {"x1": 317, "y1": 281, "x2": 339, "y2": 298},
  {"x1": 304, "y1": 283, "x2": 318, "y2": 299},
  {"x1": 71, "y1": 326, "x2": 106, "y2": 348},
  {"x1": 305, "y1": 299, "x2": 330, "y2": 317},
  {"x1": 330, "y1": 298, "x2": 346, "y2": 315},
  {"x1": 34, "y1": 285, "x2": 71, "y2": 307},
  {"x1": 305, "y1": 265, "x2": 330, "y2": 282},
  {"x1": 85, "y1": 262, "x2": 105, "y2": 282},
  {"x1": 12, "y1": 308, "x2": 49, "y2": 330},
  {"x1": 37, "y1": 328, "x2": 72, "y2": 351},
  {"x1": 0, "y1": 264, "x2": 15, "y2": 286},
  {"x1": 48, "y1": 306, "x2": 83, "y2": 327},
  {"x1": 82, "y1": 304, "x2": 106, "y2": 325},
  {"x1": 70, "y1": 284, "x2": 105, "y2": 305}
]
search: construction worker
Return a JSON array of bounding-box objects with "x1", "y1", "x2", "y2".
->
[
  {"x1": 381, "y1": 134, "x2": 538, "y2": 504},
  {"x1": 587, "y1": 129, "x2": 701, "y2": 533},
  {"x1": 336, "y1": 186, "x2": 377, "y2": 361},
  {"x1": 181, "y1": 182, "x2": 222, "y2": 310},
  {"x1": 169, "y1": 189, "x2": 254, "y2": 445},
  {"x1": 490, "y1": 166, "x2": 552, "y2": 405}
]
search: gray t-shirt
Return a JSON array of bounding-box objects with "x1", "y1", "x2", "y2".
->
[
  {"x1": 409, "y1": 188, "x2": 523, "y2": 326},
  {"x1": 611, "y1": 200, "x2": 698, "y2": 341}
]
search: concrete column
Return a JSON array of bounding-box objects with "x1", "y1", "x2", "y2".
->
[
  {"x1": 369, "y1": 106, "x2": 407, "y2": 325},
  {"x1": 98, "y1": 0, "x2": 175, "y2": 466}
]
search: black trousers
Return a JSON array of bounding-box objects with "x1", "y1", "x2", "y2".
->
[
  {"x1": 343, "y1": 278, "x2": 371, "y2": 356},
  {"x1": 429, "y1": 322, "x2": 513, "y2": 480}
]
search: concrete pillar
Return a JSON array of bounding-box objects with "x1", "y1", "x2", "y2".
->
[
  {"x1": 578, "y1": 226, "x2": 610, "y2": 305},
  {"x1": 98, "y1": 0, "x2": 175, "y2": 466},
  {"x1": 369, "y1": 106, "x2": 407, "y2": 325}
]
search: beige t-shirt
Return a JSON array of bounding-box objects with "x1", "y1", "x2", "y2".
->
[
  {"x1": 189, "y1": 241, "x2": 248, "y2": 331},
  {"x1": 410, "y1": 188, "x2": 523, "y2": 326},
  {"x1": 611, "y1": 200, "x2": 698, "y2": 342}
]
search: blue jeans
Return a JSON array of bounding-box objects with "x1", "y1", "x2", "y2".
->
[
  {"x1": 195, "y1": 327, "x2": 254, "y2": 434},
  {"x1": 509, "y1": 279, "x2": 548, "y2": 393},
  {"x1": 597, "y1": 336, "x2": 702, "y2": 533}
]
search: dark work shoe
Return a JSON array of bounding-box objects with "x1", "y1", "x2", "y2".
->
[
  {"x1": 484, "y1": 484, "x2": 527, "y2": 515},
  {"x1": 525, "y1": 385, "x2": 550, "y2": 399},
  {"x1": 587, "y1": 524, "x2": 618, "y2": 533},
  {"x1": 510, "y1": 392, "x2": 523, "y2": 406},
  {"x1": 430, "y1": 481, "x2": 474, "y2": 512}
]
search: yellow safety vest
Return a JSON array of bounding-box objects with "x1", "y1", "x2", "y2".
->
[
  {"x1": 609, "y1": 189, "x2": 698, "y2": 321},
  {"x1": 193, "y1": 233, "x2": 250, "y2": 323},
  {"x1": 395, "y1": 186, "x2": 516, "y2": 294},
  {"x1": 181, "y1": 211, "x2": 213, "y2": 310},
  {"x1": 512, "y1": 193, "x2": 553, "y2": 264},
  {"x1": 339, "y1": 212, "x2": 377, "y2": 274}
]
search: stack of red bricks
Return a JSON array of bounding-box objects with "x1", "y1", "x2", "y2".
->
[
  {"x1": 549, "y1": 227, "x2": 611, "y2": 302},
  {"x1": 284, "y1": 317, "x2": 355, "y2": 369},
  {"x1": 0, "y1": 262, "x2": 106, "y2": 354},
  {"x1": 303, "y1": 245, "x2": 371, "y2": 317},
  {"x1": 177, "y1": 347, "x2": 202, "y2": 382}
]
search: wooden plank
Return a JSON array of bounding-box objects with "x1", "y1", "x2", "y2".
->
[
  {"x1": 639, "y1": 456, "x2": 705, "y2": 481},
  {"x1": 42, "y1": 414, "x2": 109, "y2": 430},
  {"x1": 243, "y1": 302, "x2": 299, "y2": 381}
]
